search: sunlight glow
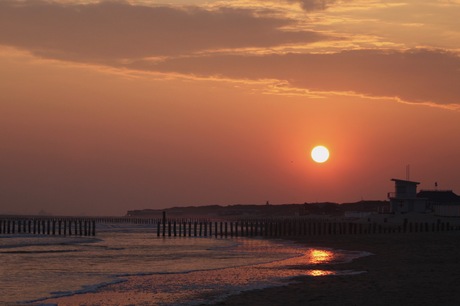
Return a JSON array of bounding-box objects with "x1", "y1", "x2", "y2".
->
[
  {"x1": 311, "y1": 146, "x2": 330, "y2": 163},
  {"x1": 306, "y1": 270, "x2": 335, "y2": 276},
  {"x1": 309, "y1": 249, "x2": 334, "y2": 264}
]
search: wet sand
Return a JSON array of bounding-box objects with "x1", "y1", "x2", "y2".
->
[{"x1": 210, "y1": 231, "x2": 460, "y2": 306}]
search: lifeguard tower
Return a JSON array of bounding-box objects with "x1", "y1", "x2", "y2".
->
[{"x1": 388, "y1": 179, "x2": 427, "y2": 213}]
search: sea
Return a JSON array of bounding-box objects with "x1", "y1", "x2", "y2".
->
[{"x1": 1, "y1": 223, "x2": 370, "y2": 305}]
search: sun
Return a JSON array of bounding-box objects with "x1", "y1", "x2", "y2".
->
[{"x1": 311, "y1": 145, "x2": 330, "y2": 163}]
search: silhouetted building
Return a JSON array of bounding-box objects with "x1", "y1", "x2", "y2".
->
[
  {"x1": 388, "y1": 179, "x2": 427, "y2": 213},
  {"x1": 417, "y1": 190, "x2": 460, "y2": 217}
]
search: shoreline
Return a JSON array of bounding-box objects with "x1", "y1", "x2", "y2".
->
[
  {"x1": 33, "y1": 235, "x2": 367, "y2": 306},
  {"x1": 34, "y1": 231, "x2": 460, "y2": 305}
]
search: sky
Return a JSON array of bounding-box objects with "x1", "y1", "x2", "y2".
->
[{"x1": 1, "y1": 0, "x2": 460, "y2": 216}]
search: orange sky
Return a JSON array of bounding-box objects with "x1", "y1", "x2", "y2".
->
[{"x1": 1, "y1": 0, "x2": 459, "y2": 215}]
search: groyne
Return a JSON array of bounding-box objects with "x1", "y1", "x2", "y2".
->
[
  {"x1": 153, "y1": 217, "x2": 459, "y2": 238},
  {"x1": 0, "y1": 217, "x2": 96, "y2": 236},
  {"x1": 2, "y1": 215, "x2": 458, "y2": 238}
]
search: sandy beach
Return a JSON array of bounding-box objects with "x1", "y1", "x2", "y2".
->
[
  {"x1": 38, "y1": 229, "x2": 460, "y2": 306},
  {"x1": 210, "y1": 231, "x2": 460, "y2": 306}
]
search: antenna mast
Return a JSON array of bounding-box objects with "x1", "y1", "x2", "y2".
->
[{"x1": 406, "y1": 164, "x2": 410, "y2": 181}]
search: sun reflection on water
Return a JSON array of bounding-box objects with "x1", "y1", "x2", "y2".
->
[
  {"x1": 308, "y1": 249, "x2": 334, "y2": 264},
  {"x1": 304, "y1": 249, "x2": 337, "y2": 277},
  {"x1": 306, "y1": 270, "x2": 335, "y2": 276}
]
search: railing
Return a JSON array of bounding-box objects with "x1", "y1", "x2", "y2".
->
[
  {"x1": 387, "y1": 192, "x2": 419, "y2": 199},
  {"x1": 387, "y1": 192, "x2": 396, "y2": 198}
]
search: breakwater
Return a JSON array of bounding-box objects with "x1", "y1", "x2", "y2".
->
[
  {"x1": 0, "y1": 217, "x2": 96, "y2": 236},
  {"x1": 2, "y1": 215, "x2": 458, "y2": 238},
  {"x1": 154, "y1": 217, "x2": 460, "y2": 237}
]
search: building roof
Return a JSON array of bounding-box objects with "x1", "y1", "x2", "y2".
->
[
  {"x1": 391, "y1": 178, "x2": 420, "y2": 185},
  {"x1": 417, "y1": 190, "x2": 460, "y2": 203}
]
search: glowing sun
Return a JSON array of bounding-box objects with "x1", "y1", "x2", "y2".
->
[{"x1": 311, "y1": 146, "x2": 330, "y2": 163}]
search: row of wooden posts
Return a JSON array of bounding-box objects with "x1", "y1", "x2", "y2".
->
[
  {"x1": 155, "y1": 218, "x2": 459, "y2": 238},
  {"x1": 0, "y1": 218, "x2": 96, "y2": 236},
  {"x1": 1, "y1": 216, "x2": 458, "y2": 238}
]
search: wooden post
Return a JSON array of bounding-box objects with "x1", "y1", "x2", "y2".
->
[
  {"x1": 74, "y1": 220, "x2": 78, "y2": 236},
  {"x1": 82, "y1": 220, "x2": 86, "y2": 236},
  {"x1": 69, "y1": 219, "x2": 72, "y2": 236}
]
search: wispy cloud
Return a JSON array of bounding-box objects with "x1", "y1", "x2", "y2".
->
[
  {"x1": 0, "y1": 0, "x2": 330, "y2": 61},
  {"x1": 1, "y1": 0, "x2": 459, "y2": 109},
  {"x1": 132, "y1": 49, "x2": 460, "y2": 107}
]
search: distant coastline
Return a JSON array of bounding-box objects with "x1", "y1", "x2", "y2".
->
[{"x1": 126, "y1": 200, "x2": 389, "y2": 218}]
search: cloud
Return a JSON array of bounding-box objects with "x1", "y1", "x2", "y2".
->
[
  {"x1": 0, "y1": 0, "x2": 329, "y2": 61},
  {"x1": 132, "y1": 49, "x2": 460, "y2": 107},
  {"x1": 1, "y1": 1, "x2": 458, "y2": 108},
  {"x1": 287, "y1": 0, "x2": 340, "y2": 11}
]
